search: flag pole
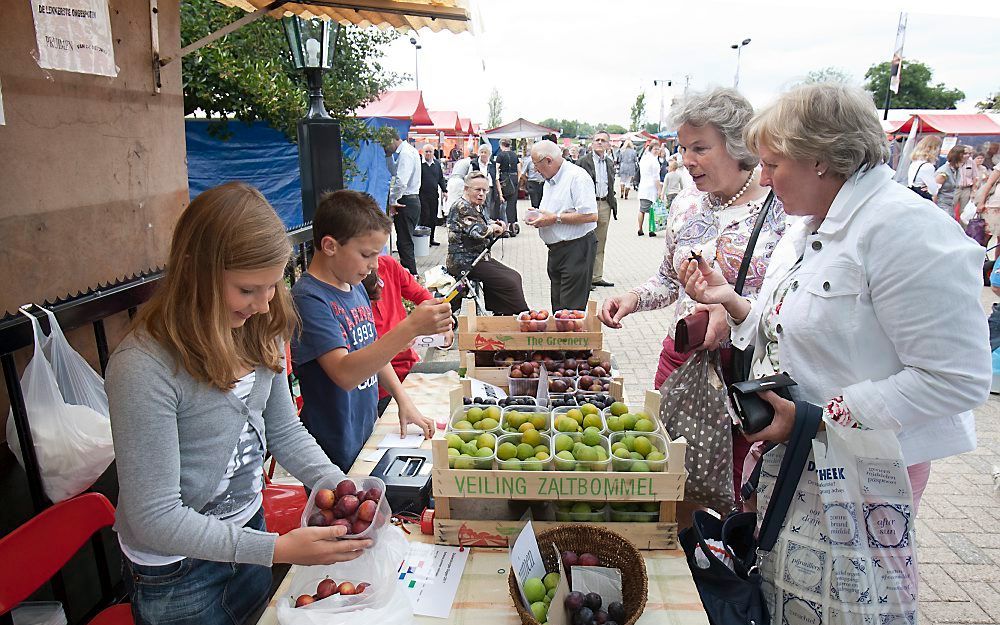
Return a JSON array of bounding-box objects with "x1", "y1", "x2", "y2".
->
[{"x1": 884, "y1": 12, "x2": 907, "y2": 121}]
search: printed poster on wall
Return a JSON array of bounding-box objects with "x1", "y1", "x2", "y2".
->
[
  {"x1": 0, "y1": 78, "x2": 5, "y2": 126},
  {"x1": 31, "y1": 0, "x2": 117, "y2": 77}
]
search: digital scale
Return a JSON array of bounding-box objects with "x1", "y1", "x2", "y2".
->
[{"x1": 369, "y1": 448, "x2": 433, "y2": 514}]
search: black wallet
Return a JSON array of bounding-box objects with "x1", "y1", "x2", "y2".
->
[{"x1": 728, "y1": 373, "x2": 797, "y2": 435}]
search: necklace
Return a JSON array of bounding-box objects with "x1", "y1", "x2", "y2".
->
[{"x1": 716, "y1": 171, "x2": 755, "y2": 209}]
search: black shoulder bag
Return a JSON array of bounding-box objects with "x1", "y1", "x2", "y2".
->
[
  {"x1": 679, "y1": 401, "x2": 822, "y2": 625},
  {"x1": 908, "y1": 162, "x2": 933, "y2": 200},
  {"x1": 730, "y1": 191, "x2": 775, "y2": 384}
]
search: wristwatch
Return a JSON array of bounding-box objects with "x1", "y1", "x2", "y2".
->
[{"x1": 556, "y1": 213, "x2": 563, "y2": 224}]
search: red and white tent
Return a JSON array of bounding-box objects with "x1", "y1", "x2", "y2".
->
[
  {"x1": 884, "y1": 113, "x2": 1000, "y2": 135},
  {"x1": 356, "y1": 90, "x2": 433, "y2": 126}
]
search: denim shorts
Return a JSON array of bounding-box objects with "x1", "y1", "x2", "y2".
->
[{"x1": 124, "y1": 507, "x2": 272, "y2": 625}]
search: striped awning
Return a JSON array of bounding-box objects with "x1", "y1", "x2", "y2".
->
[{"x1": 215, "y1": 0, "x2": 473, "y2": 33}]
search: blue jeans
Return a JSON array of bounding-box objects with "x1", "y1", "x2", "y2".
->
[{"x1": 124, "y1": 508, "x2": 272, "y2": 625}]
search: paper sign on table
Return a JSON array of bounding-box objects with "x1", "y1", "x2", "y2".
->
[
  {"x1": 469, "y1": 377, "x2": 507, "y2": 400},
  {"x1": 396, "y1": 542, "x2": 469, "y2": 619},
  {"x1": 377, "y1": 424, "x2": 429, "y2": 449},
  {"x1": 572, "y1": 566, "x2": 624, "y2": 606},
  {"x1": 360, "y1": 448, "x2": 387, "y2": 463},
  {"x1": 509, "y1": 521, "x2": 547, "y2": 610}
]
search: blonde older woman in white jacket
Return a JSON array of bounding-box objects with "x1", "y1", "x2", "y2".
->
[{"x1": 679, "y1": 83, "x2": 990, "y2": 513}]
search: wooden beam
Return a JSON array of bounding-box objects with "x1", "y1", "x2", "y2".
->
[{"x1": 286, "y1": 0, "x2": 470, "y2": 22}]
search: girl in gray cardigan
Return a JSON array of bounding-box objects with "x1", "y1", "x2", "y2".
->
[{"x1": 106, "y1": 182, "x2": 372, "y2": 625}]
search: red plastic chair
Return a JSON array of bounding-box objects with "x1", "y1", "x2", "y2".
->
[{"x1": 0, "y1": 492, "x2": 133, "y2": 625}]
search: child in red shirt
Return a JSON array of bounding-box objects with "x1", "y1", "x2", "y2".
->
[{"x1": 363, "y1": 256, "x2": 455, "y2": 415}]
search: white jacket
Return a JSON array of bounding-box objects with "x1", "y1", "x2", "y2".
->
[{"x1": 731, "y1": 165, "x2": 990, "y2": 466}]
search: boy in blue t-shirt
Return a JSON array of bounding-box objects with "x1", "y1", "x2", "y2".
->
[{"x1": 292, "y1": 190, "x2": 454, "y2": 469}]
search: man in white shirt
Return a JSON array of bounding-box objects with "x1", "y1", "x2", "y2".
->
[
  {"x1": 525, "y1": 140, "x2": 599, "y2": 310},
  {"x1": 383, "y1": 129, "x2": 422, "y2": 276}
]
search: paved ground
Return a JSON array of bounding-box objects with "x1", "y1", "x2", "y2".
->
[{"x1": 414, "y1": 194, "x2": 1000, "y2": 624}]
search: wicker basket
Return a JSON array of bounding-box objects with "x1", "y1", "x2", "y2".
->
[{"x1": 507, "y1": 525, "x2": 648, "y2": 625}]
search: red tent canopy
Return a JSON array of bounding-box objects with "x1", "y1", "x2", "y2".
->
[
  {"x1": 886, "y1": 113, "x2": 1000, "y2": 135},
  {"x1": 458, "y1": 117, "x2": 473, "y2": 134},
  {"x1": 356, "y1": 90, "x2": 433, "y2": 126},
  {"x1": 410, "y1": 110, "x2": 462, "y2": 134}
]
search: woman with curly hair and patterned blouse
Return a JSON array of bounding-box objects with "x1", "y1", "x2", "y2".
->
[{"x1": 598, "y1": 87, "x2": 787, "y2": 502}]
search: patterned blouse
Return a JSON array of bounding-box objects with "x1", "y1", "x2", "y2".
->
[
  {"x1": 631, "y1": 185, "x2": 787, "y2": 326},
  {"x1": 446, "y1": 197, "x2": 495, "y2": 276}
]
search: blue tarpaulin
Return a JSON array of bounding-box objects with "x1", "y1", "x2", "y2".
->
[{"x1": 185, "y1": 117, "x2": 411, "y2": 229}]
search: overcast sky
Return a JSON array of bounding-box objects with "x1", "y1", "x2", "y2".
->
[{"x1": 373, "y1": 0, "x2": 1000, "y2": 129}]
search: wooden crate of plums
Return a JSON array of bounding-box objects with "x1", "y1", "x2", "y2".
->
[
  {"x1": 456, "y1": 300, "x2": 603, "y2": 352},
  {"x1": 462, "y1": 349, "x2": 624, "y2": 400},
  {"x1": 432, "y1": 389, "x2": 688, "y2": 550}
]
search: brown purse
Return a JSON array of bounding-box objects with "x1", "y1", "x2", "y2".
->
[{"x1": 674, "y1": 309, "x2": 709, "y2": 353}]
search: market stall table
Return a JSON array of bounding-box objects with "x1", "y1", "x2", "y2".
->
[{"x1": 256, "y1": 372, "x2": 708, "y2": 625}]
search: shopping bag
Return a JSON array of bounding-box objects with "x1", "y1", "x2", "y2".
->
[
  {"x1": 276, "y1": 524, "x2": 414, "y2": 625},
  {"x1": 959, "y1": 200, "x2": 978, "y2": 227},
  {"x1": 965, "y1": 215, "x2": 990, "y2": 247},
  {"x1": 680, "y1": 402, "x2": 821, "y2": 625},
  {"x1": 5, "y1": 307, "x2": 114, "y2": 503},
  {"x1": 756, "y1": 419, "x2": 917, "y2": 625},
  {"x1": 648, "y1": 206, "x2": 657, "y2": 234},
  {"x1": 652, "y1": 199, "x2": 669, "y2": 229},
  {"x1": 658, "y1": 351, "x2": 735, "y2": 512}
]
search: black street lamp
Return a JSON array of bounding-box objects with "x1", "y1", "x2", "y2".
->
[
  {"x1": 730, "y1": 37, "x2": 751, "y2": 89},
  {"x1": 282, "y1": 16, "x2": 344, "y2": 223},
  {"x1": 409, "y1": 35, "x2": 422, "y2": 90}
]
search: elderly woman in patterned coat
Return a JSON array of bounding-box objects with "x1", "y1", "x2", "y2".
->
[
  {"x1": 446, "y1": 171, "x2": 528, "y2": 316},
  {"x1": 598, "y1": 87, "x2": 787, "y2": 504}
]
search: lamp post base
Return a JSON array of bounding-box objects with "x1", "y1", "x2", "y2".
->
[{"x1": 298, "y1": 117, "x2": 342, "y2": 224}]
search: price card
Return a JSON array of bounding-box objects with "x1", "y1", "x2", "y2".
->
[
  {"x1": 469, "y1": 377, "x2": 507, "y2": 400},
  {"x1": 509, "y1": 521, "x2": 546, "y2": 610},
  {"x1": 413, "y1": 334, "x2": 449, "y2": 348}
]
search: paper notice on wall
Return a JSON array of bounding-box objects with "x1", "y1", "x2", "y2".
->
[
  {"x1": 31, "y1": 0, "x2": 117, "y2": 77},
  {"x1": 0, "y1": 79, "x2": 5, "y2": 126}
]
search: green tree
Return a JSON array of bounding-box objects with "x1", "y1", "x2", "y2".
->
[
  {"x1": 181, "y1": 0, "x2": 400, "y2": 140},
  {"x1": 487, "y1": 88, "x2": 504, "y2": 128},
  {"x1": 604, "y1": 123, "x2": 628, "y2": 134},
  {"x1": 629, "y1": 92, "x2": 647, "y2": 132},
  {"x1": 804, "y1": 67, "x2": 853, "y2": 84},
  {"x1": 643, "y1": 122, "x2": 659, "y2": 134},
  {"x1": 863, "y1": 60, "x2": 965, "y2": 109},
  {"x1": 977, "y1": 91, "x2": 1000, "y2": 112}
]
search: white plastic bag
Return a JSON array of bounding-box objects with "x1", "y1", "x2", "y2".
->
[
  {"x1": 756, "y1": 420, "x2": 917, "y2": 625},
  {"x1": 5, "y1": 307, "x2": 114, "y2": 502},
  {"x1": 960, "y1": 200, "x2": 978, "y2": 227},
  {"x1": 276, "y1": 524, "x2": 414, "y2": 625}
]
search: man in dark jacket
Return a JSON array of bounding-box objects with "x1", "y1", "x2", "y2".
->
[
  {"x1": 576, "y1": 129, "x2": 618, "y2": 288},
  {"x1": 419, "y1": 143, "x2": 448, "y2": 246},
  {"x1": 495, "y1": 139, "x2": 521, "y2": 232}
]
